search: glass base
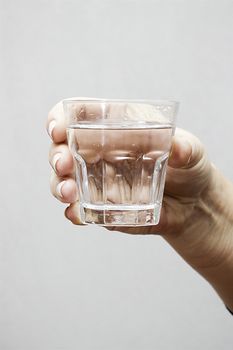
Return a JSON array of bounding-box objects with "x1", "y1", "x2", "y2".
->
[{"x1": 80, "y1": 203, "x2": 161, "y2": 226}]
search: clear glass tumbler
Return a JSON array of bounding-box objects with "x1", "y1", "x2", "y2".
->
[{"x1": 63, "y1": 98, "x2": 178, "y2": 226}]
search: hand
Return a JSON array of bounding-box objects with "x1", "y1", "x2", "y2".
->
[
  {"x1": 47, "y1": 98, "x2": 233, "y2": 310},
  {"x1": 46, "y1": 98, "x2": 212, "y2": 236}
]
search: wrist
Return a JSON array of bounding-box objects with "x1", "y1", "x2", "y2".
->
[
  {"x1": 163, "y1": 165, "x2": 233, "y2": 309},
  {"x1": 164, "y1": 165, "x2": 233, "y2": 271},
  {"x1": 197, "y1": 166, "x2": 233, "y2": 267}
]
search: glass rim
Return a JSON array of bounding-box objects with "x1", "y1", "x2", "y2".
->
[{"x1": 63, "y1": 97, "x2": 179, "y2": 107}]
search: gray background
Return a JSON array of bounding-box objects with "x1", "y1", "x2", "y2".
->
[{"x1": 1, "y1": 0, "x2": 233, "y2": 349}]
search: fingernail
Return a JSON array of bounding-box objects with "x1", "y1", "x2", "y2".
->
[
  {"x1": 183, "y1": 140, "x2": 192, "y2": 164},
  {"x1": 48, "y1": 120, "x2": 56, "y2": 139},
  {"x1": 169, "y1": 145, "x2": 174, "y2": 160},
  {"x1": 52, "y1": 153, "x2": 62, "y2": 172},
  {"x1": 65, "y1": 206, "x2": 85, "y2": 225},
  {"x1": 57, "y1": 180, "x2": 66, "y2": 198}
]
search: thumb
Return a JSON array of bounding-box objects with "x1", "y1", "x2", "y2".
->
[{"x1": 168, "y1": 128, "x2": 205, "y2": 169}]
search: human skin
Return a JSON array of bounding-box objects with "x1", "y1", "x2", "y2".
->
[{"x1": 47, "y1": 99, "x2": 233, "y2": 311}]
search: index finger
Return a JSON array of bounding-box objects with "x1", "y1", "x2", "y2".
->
[{"x1": 46, "y1": 97, "x2": 104, "y2": 144}]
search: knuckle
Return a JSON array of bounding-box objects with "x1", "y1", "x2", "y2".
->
[{"x1": 48, "y1": 145, "x2": 55, "y2": 160}]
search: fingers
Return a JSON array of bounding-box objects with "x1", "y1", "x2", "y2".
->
[
  {"x1": 46, "y1": 97, "x2": 106, "y2": 144},
  {"x1": 50, "y1": 172, "x2": 78, "y2": 203},
  {"x1": 47, "y1": 101, "x2": 67, "y2": 143},
  {"x1": 64, "y1": 202, "x2": 87, "y2": 225},
  {"x1": 49, "y1": 143, "x2": 74, "y2": 177},
  {"x1": 168, "y1": 128, "x2": 205, "y2": 169}
]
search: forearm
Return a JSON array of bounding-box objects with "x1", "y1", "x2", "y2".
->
[{"x1": 164, "y1": 167, "x2": 233, "y2": 310}]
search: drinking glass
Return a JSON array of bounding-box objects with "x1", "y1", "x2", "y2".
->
[{"x1": 63, "y1": 98, "x2": 178, "y2": 226}]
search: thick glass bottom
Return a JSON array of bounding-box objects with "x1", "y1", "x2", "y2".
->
[{"x1": 80, "y1": 203, "x2": 161, "y2": 226}]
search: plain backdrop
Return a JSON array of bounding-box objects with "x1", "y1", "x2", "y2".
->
[{"x1": 1, "y1": 0, "x2": 233, "y2": 349}]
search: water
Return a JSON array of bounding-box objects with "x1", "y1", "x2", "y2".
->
[{"x1": 67, "y1": 124, "x2": 173, "y2": 225}]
